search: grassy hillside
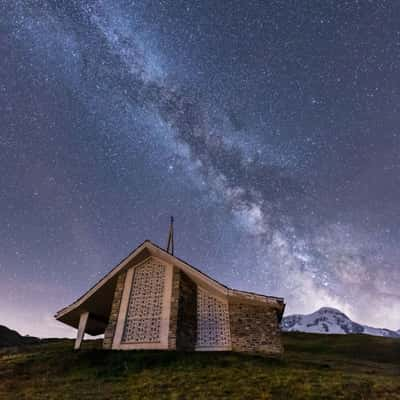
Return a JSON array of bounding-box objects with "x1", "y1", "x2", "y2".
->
[{"x1": 0, "y1": 333, "x2": 399, "y2": 400}]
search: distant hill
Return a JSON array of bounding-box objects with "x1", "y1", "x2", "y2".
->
[
  {"x1": 282, "y1": 307, "x2": 400, "y2": 338},
  {"x1": 0, "y1": 325, "x2": 39, "y2": 347}
]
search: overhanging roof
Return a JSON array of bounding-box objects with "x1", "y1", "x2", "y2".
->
[{"x1": 55, "y1": 240, "x2": 285, "y2": 335}]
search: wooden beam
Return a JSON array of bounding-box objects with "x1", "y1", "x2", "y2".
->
[{"x1": 74, "y1": 311, "x2": 89, "y2": 350}]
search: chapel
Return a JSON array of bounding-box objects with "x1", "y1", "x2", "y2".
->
[{"x1": 55, "y1": 227, "x2": 285, "y2": 354}]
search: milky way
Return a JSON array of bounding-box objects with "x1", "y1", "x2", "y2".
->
[{"x1": 1, "y1": 1, "x2": 400, "y2": 337}]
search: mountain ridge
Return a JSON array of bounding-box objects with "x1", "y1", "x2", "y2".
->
[{"x1": 282, "y1": 307, "x2": 400, "y2": 338}]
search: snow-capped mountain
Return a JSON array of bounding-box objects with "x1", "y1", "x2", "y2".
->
[{"x1": 282, "y1": 307, "x2": 400, "y2": 338}]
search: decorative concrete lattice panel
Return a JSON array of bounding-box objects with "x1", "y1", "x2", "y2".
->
[
  {"x1": 122, "y1": 260, "x2": 166, "y2": 343},
  {"x1": 196, "y1": 287, "x2": 231, "y2": 348}
]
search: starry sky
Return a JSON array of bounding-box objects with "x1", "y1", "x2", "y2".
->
[{"x1": 1, "y1": 1, "x2": 400, "y2": 337}]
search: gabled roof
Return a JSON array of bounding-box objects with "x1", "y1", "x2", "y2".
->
[{"x1": 55, "y1": 240, "x2": 285, "y2": 335}]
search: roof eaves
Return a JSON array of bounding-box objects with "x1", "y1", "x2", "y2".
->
[{"x1": 55, "y1": 239, "x2": 285, "y2": 321}]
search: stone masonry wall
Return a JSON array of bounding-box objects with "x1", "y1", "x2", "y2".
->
[
  {"x1": 168, "y1": 267, "x2": 180, "y2": 349},
  {"x1": 176, "y1": 271, "x2": 197, "y2": 351},
  {"x1": 228, "y1": 298, "x2": 283, "y2": 355},
  {"x1": 103, "y1": 271, "x2": 127, "y2": 349}
]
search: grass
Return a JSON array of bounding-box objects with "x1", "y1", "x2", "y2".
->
[{"x1": 0, "y1": 333, "x2": 399, "y2": 399}]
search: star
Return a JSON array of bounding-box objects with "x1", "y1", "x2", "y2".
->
[{"x1": 1, "y1": 0, "x2": 399, "y2": 337}]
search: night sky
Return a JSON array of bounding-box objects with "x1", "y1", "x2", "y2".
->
[{"x1": 2, "y1": 1, "x2": 400, "y2": 337}]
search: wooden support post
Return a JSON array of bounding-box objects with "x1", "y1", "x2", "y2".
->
[{"x1": 74, "y1": 311, "x2": 89, "y2": 350}]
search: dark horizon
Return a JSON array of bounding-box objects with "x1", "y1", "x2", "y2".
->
[{"x1": 1, "y1": 1, "x2": 400, "y2": 337}]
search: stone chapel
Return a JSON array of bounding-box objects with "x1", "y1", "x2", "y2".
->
[{"x1": 55, "y1": 239, "x2": 285, "y2": 354}]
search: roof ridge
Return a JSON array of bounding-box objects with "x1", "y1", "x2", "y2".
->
[{"x1": 55, "y1": 240, "x2": 284, "y2": 321}]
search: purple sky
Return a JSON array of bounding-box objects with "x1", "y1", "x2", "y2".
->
[{"x1": 1, "y1": 1, "x2": 400, "y2": 337}]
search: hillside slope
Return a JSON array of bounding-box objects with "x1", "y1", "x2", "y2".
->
[
  {"x1": 282, "y1": 307, "x2": 400, "y2": 338},
  {"x1": 0, "y1": 333, "x2": 399, "y2": 400},
  {"x1": 0, "y1": 325, "x2": 39, "y2": 347}
]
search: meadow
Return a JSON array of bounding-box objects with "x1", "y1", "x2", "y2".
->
[{"x1": 0, "y1": 332, "x2": 399, "y2": 399}]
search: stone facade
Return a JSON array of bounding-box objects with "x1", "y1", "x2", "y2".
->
[
  {"x1": 103, "y1": 271, "x2": 126, "y2": 349},
  {"x1": 168, "y1": 267, "x2": 181, "y2": 349},
  {"x1": 102, "y1": 256, "x2": 283, "y2": 354},
  {"x1": 59, "y1": 241, "x2": 284, "y2": 354},
  {"x1": 168, "y1": 268, "x2": 197, "y2": 350},
  {"x1": 228, "y1": 296, "x2": 283, "y2": 355},
  {"x1": 176, "y1": 271, "x2": 197, "y2": 351}
]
